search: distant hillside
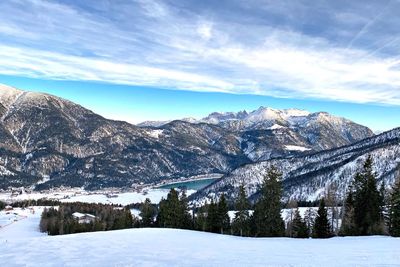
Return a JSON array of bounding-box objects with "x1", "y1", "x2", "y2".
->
[{"x1": 192, "y1": 128, "x2": 400, "y2": 203}]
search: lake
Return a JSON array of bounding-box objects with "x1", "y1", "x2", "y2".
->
[{"x1": 157, "y1": 178, "x2": 219, "y2": 191}]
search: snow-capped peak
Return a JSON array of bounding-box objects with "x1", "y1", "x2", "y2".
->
[
  {"x1": 0, "y1": 84, "x2": 24, "y2": 108},
  {"x1": 0, "y1": 84, "x2": 22, "y2": 95},
  {"x1": 246, "y1": 107, "x2": 280, "y2": 122}
]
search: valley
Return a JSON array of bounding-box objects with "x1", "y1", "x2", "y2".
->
[{"x1": 0, "y1": 175, "x2": 220, "y2": 205}]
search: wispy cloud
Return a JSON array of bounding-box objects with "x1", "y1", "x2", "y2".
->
[{"x1": 0, "y1": 0, "x2": 400, "y2": 105}]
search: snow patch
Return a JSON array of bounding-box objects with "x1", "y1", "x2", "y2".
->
[
  {"x1": 148, "y1": 129, "x2": 164, "y2": 139},
  {"x1": 284, "y1": 145, "x2": 311, "y2": 152},
  {"x1": 268, "y1": 124, "x2": 285, "y2": 130}
]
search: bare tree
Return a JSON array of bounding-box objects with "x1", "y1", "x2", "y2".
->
[{"x1": 285, "y1": 198, "x2": 298, "y2": 237}]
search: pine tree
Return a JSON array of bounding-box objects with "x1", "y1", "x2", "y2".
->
[
  {"x1": 313, "y1": 198, "x2": 331, "y2": 238},
  {"x1": 139, "y1": 198, "x2": 156, "y2": 227},
  {"x1": 156, "y1": 198, "x2": 167, "y2": 228},
  {"x1": 353, "y1": 156, "x2": 383, "y2": 235},
  {"x1": 292, "y1": 208, "x2": 309, "y2": 238},
  {"x1": 156, "y1": 188, "x2": 181, "y2": 228},
  {"x1": 389, "y1": 177, "x2": 400, "y2": 237},
  {"x1": 206, "y1": 199, "x2": 219, "y2": 233},
  {"x1": 123, "y1": 208, "x2": 134, "y2": 228},
  {"x1": 232, "y1": 184, "x2": 250, "y2": 236},
  {"x1": 253, "y1": 166, "x2": 285, "y2": 237},
  {"x1": 178, "y1": 190, "x2": 192, "y2": 229},
  {"x1": 379, "y1": 180, "x2": 389, "y2": 234},
  {"x1": 340, "y1": 185, "x2": 357, "y2": 236},
  {"x1": 194, "y1": 204, "x2": 208, "y2": 231},
  {"x1": 217, "y1": 194, "x2": 230, "y2": 234}
]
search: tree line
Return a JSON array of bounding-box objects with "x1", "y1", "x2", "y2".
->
[
  {"x1": 40, "y1": 202, "x2": 134, "y2": 235},
  {"x1": 136, "y1": 167, "x2": 332, "y2": 238}
]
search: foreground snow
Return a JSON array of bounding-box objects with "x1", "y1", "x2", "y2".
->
[{"x1": 1, "y1": 208, "x2": 399, "y2": 266}]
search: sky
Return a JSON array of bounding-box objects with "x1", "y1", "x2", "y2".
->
[{"x1": 0, "y1": 0, "x2": 399, "y2": 131}]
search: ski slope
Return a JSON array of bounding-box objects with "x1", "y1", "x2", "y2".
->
[{"x1": 1, "y1": 207, "x2": 399, "y2": 267}]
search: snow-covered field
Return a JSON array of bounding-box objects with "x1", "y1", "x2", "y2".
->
[
  {"x1": 60, "y1": 189, "x2": 186, "y2": 205},
  {"x1": 0, "y1": 188, "x2": 196, "y2": 206},
  {"x1": 1, "y1": 207, "x2": 399, "y2": 267}
]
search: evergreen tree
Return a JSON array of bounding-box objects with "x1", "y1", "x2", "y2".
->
[
  {"x1": 253, "y1": 166, "x2": 285, "y2": 237},
  {"x1": 206, "y1": 199, "x2": 219, "y2": 233},
  {"x1": 123, "y1": 208, "x2": 134, "y2": 228},
  {"x1": 292, "y1": 208, "x2": 309, "y2": 238},
  {"x1": 232, "y1": 185, "x2": 250, "y2": 236},
  {"x1": 156, "y1": 198, "x2": 167, "y2": 227},
  {"x1": 155, "y1": 188, "x2": 192, "y2": 229},
  {"x1": 389, "y1": 177, "x2": 400, "y2": 237},
  {"x1": 353, "y1": 156, "x2": 383, "y2": 235},
  {"x1": 340, "y1": 185, "x2": 357, "y2": 236},
  {"x1": 156, "y1": 189, "x2": 181, "y2": 228},
  {"x1": 139, "y1": 198, "x2": 156, "y2": 227},
  {"x1": 379, "y1": 180, "x2": 389, "y2": 234},
  {"x1": 178, "y1": 190, "x2": 192, "y2": 229},
  {"x1": 0, "y1": 201, "x2": 5, "y2": 211},
  {"x1": 313, "y1": 198, "x2": 331, "y2": 238},
  {"x1": 194, "y1": 204, "x2": 208, "y2": 231},
  {"x1": 379, "y1": 180, "x2": 387, "y2": 215},
  {"x1": 217, "y1": 194, "x2": 230, "y2": 234}
]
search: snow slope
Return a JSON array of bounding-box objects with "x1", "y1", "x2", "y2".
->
[{"x1": 1, "y1": 207, "x2": 399, "y2": 267}]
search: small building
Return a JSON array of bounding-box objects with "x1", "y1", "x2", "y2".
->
[
  {"x1": 72, "y1": 212, "x2": 97, "y2": 224},
  {"x1": 4, "y1": 205, "x2": 13, "y2": 211}
]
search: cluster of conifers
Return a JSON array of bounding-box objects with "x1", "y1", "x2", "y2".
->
[
  {"x1": 340, "y1": 156, "x2": 400, "y2": 237},
  {"x1": 39, "y1": 202, "x2": 133, "y2": 235}
]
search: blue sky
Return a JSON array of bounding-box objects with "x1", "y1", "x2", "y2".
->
[{"x1": 0, "y1": 0, "x2": 399, "y2": 131}]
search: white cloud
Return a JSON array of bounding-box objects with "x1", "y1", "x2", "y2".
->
[
  {"x1": 0, "y1": 45, "x2": 234, "y2": 93},
  {"x1": 0, "y1": 0, "x2": 399, "y2": 106},
  {"x1": 197, "y1": 22, "x2": 213, "y2": 41}
]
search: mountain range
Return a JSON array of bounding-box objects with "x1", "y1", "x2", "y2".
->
[
  {"x1": 0, "y1": 84, "x2": 386, "y2": 201},
  {"x1": 140, "y1": 106, "x2": 373, "y2": 161},
  {"x1": 192, "y1": 127, "x2": 400, "y2": 203}
]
